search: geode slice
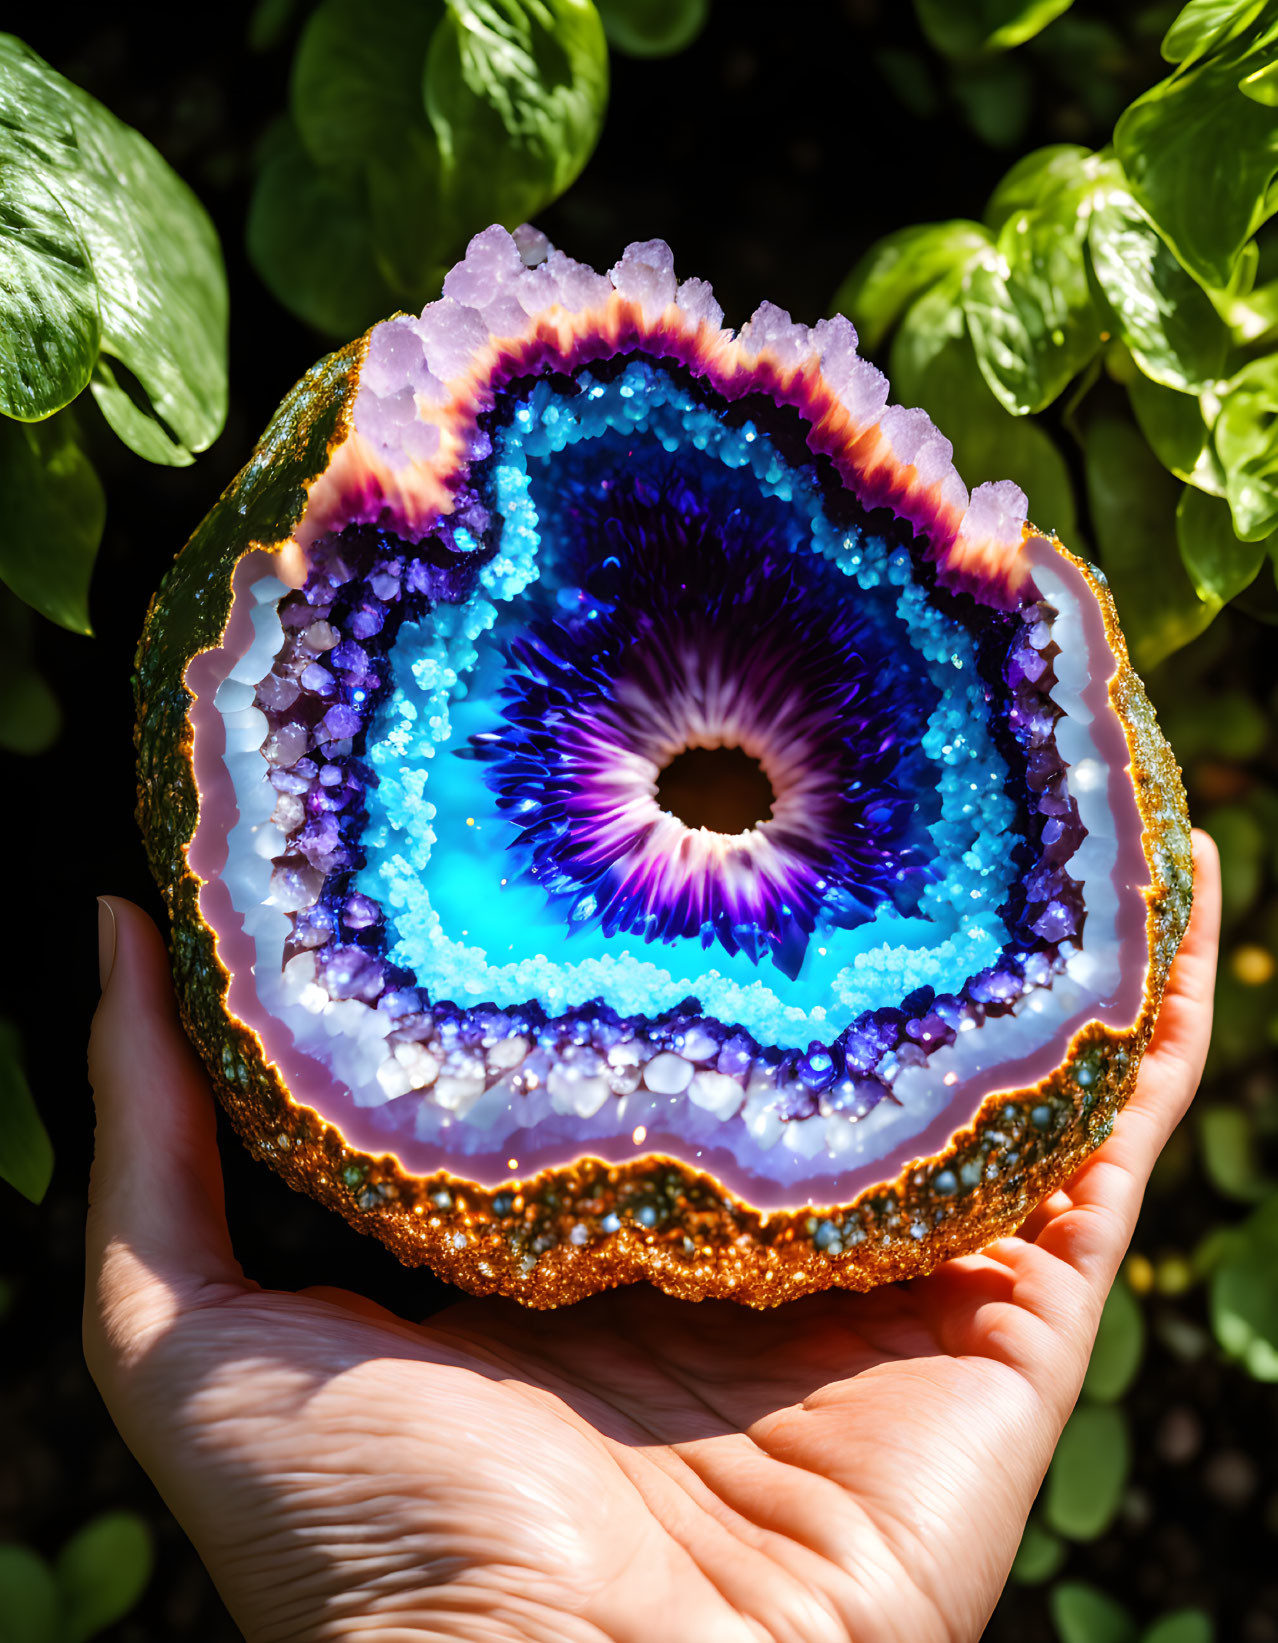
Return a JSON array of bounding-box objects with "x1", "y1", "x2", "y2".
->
[{"x1": 137, "y1": 228, "x2": 1192, "y2": 1307}]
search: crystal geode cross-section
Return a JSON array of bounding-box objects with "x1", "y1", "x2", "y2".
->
[{"x1": 136, "y1": 227, "x2": 1192, "y2": 1306}]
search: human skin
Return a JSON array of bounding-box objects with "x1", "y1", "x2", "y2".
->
[{"x1": 85, "y1": 830, "x2": 1220, "y2": 1643}]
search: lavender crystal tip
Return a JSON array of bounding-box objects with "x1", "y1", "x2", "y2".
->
[{"x1": 135, "y1": 224, "x2": 1193, "y2": 1307}]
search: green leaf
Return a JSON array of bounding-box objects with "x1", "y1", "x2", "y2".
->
[
  {"x1": 1215, "y1": 355, "x2": 1278, "y2": 540},
  {"x1": 963, "y1": 177, "x2": 1102, "y2": 414},
  {"x1": 0, "y1": 411, "x2": 104, "y2": 634},
  {"x1": 830, "y1": 221, "x2": 990, "y2": 355},
  {"x1": 984, "y1": 144, "x2": 1103, "y2": 232},
  {"x1": 1142, "y1": 1611, "x2": 1215, "y2": 1643},
  {"x1": 1084, "y1": 416, "x2": 1217, "y2": 667},
  {"x1": 1161, "y1": 0, "x2": 1266, "y2": 67},
  {"x1": 1044, "y1": 1402, "x2": 1131, "y2": 1541},
  {"x1": 1128, "y1": 375, "x2": 1218, "y2": 490},
  {"x1": 0, "y1": 1544, "x2": 57, "y2": 1643},
  {"x1": 1050, "y1": 1581, "x2": 1138, "y2": 1643},
  {"x1": 1176, "y1": 484, "x2": 1266, "y2": 605},
  {"x1": 595, "y1": 0, "x2": 709, "y2": 56},
  {"x1": 912, "y1": 0, "x2": 1074, "y2": 56},
  {"x1": 0, "y1": 1021, "x2": 52, "y2": 1206},
  {"x1": 247, "y1": 118, "x2": 398, "y2": 337},
  {"x1": 1082, "y1": 1276, "x2": 1146, "y2": 1402},
  {"x1": 54, "y1": 1514, "x2": 153, "y2": 1643},
  {"x1": 1011, "y1": 1517, "x2": 1067, "y2": 1585},
  {"x1": 291, "y1": 0, "x2": 445, "y2": 170},
  {"x1": 0, "y1": 162, "x2": 99, "y2": 421},
  {"x1": 1088, "y1": 193, "x2": 1227, "y2": 391},
  {"x1": 1203, "y1": 803, "x2": 1266, "y2": 922},
  {"x1": 890, "y1": 276, "x2": 1078, "y2": 538},
  {"x1": 89, "y1": 357, "x2": 194, "y2": 468},
  {"x1": 425, "y1": 0, "x2": 608, "y2": 232},
  {"x1": 1115, "y1": 12, "x2": 1278, "y2": 290},
  {"x1": 950, "y1": 55, "x2": 1033, "y2": 150},
  {"x1": 1241, "y1": 54, "x2": 1278, "y2": 101},
  {"x1": 0, "y1": 664, "x2": 61, "y2": 755},
  {"x1": 0, "y1": 35, "x2": 228, "y2": 459},
  {"x1": 1200, "y1": 1104, "x2": 1267, "y2": 1201},
  {"x1": 1209, "y1": 1194, "x2": 1278, "y2": 1379}
]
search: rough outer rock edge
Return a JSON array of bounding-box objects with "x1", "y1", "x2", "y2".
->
[{"x1": 135, "y1": 337, "x2": 1194, "y2": 1310}]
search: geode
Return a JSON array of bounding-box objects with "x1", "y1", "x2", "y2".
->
[{"x1": 136, "y1": 227, "x2": 1193, "y2": 1307}]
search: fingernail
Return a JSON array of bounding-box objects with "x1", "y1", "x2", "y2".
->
[{"x1": 97, "y1": 898, "x2": 117, "y2": 992}]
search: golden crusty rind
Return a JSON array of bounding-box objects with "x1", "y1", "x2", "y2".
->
[{"x1": 136, "y1": 341, "x2": 1193, "y2": 1308}]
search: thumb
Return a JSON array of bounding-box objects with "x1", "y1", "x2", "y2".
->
[{"x1": 86, "y1": 897, "x2": 246, "y2": 1377}]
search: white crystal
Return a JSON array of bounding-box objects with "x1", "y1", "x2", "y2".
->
[
  {"x1": 547, "y1": 1063, "x2": 611, "y2": 1118},
  {"x1": 688, "y1": 1071, "x2": 745, "y2": 1120},
  {"x1": 548, "y1": 251, "x2": 613, "y2": 313},
  {"x1": 609, "y1": 239, "x2": 677, "y2": 319},
  {"x1": 268, "y1": 863, "x2": 323, "y2": 912},
  {"x1": 740, "y1": 301, "x2": 812, "y2": 369},
  {"x1": 442, "y1": 225, "x2": 524, "y2": 309},
  {"x1": 643, "y1": 1051, "x2": 693, "y2": 1094},
  {"x1": 415, "y1": 296, "x2": 490, "y2": 381},
  {"x1": 362, "y1": 316, "x2": 429, "y2": 397},
  {"x1": 839, "y1": 357, "x2": 889, "y2": 425},
  {"x1": 675, "y1": 276, "x2": 724, "y2": 331},
  {"x1": 961, "y1": 479, "x2": 1028, "y2": 546},
  {"x1": 812, "y1": 313, "x2": 859, "y2": 389},
  {"x1": 513, "y1": 222, "x2": 553, "y2": 267}
]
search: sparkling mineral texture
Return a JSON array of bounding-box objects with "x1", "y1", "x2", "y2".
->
[{"x1": 136, "y1": 227, "x2": 1193, "y2": 1307}]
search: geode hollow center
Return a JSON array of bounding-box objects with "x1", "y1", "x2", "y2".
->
[{"x1": 138, "y1": 227, "x2": 1192, "y2": 1306}]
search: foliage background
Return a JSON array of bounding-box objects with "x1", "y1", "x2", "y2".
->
[{"x1": 1, "y1": 1, "x2": 1276, "y2": 1639}]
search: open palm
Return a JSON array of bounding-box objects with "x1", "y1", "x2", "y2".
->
[{"x1": 86, "y1": 833, "x2": 1219, "y2": 1643}]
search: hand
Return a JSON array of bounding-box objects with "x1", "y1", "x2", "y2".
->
[{"x1": 85, "y1": 831, "x2": 1220, "y2": 1643}]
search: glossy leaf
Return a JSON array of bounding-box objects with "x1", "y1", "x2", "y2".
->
[
  {"x1": 1049, "y1": 1581, "x2": 1138, "y2": 1643},
  {"x1": 0, "y1": 1544, "x2": 57, "y2": 1643},
  {"x1": 983, "y1": 143, "x2": 1105, "y2": 231},
  {"x1": 89, "y1": 357, "x2": 195, "y2": 468},
  {"x1": 1088, "y1": 192, "x2": 1227, "y2": 391},
  {"x1": 0, "y1": 411, "x2": 104, "y2": 634},
  {"x1": 1084, "y1": 417, "x2": 1216, "y2": 667},
  {"x1": 1161, "y1": 0, "x2": 1267, "y2": 66},
  {"x1": 247, "y1": 119, "x2": 398, "y2": 338},
  {"x1": 55, "y1": 1513, "x2": 154, "y2": 1643},
  {"x1": 890, "y1": 276, "x2": 1078, "y2": 538},
  {"x1": 1082, "y1": 1276, "x2": 1145, "y2": 1402},
  {"x1": 596, "y1": 0, "x2": 709, "y2": 56},
  {"x1": 830, "y1": 221, "x2": 990, "y2": 354},
  {"x1": 1044, "y1": 1402, "x2": 1131, "y2": 1541},
  {"x1": 913, "y1": 0, "x2": 1074, "y2": 56},
  {"x1": 1209, "y1": 1195, "x2": 1278, "y2": 1380},
  {"x1": 291, "y1": 0, "x2": 445, "y2": 170},
  {"x1": 0, "y1": 34, "x2": 227, "y2": 459},
  {"x1": 963, "y1": 181, "x2": 1101, "y2": 414},
  {"x1": 0, "y1": 163, "x2": 99, "y2": 421},
  {"x1": 0, "y1": 1020, "x2": 52, "y2": 1206},
  {"x1": 1241, "y1": 55, "x2": 1278, "y2": 101},
  {"x1": 1115, "y1": 12, "x2": 1278, "y2": 290},
  {"x1": 1176, "y1": 484, "x2": 1266, "y2": 605},
  {"x1": 1128, "y1": 375, "x2": 1218, "y2": 490},
  {"x1": 425, "y1": 0, "x2": 609, "y2": 231},
  {"x1": 1010, "y1": 1517, "x2": 1067, "y2": 1585},
  {"x1": 1214, "y1": 356, "x2": 1278, "y2": 540},
  {"x1": 1142, "y1": 1611, "x2": 1215, "y2": 1643}
]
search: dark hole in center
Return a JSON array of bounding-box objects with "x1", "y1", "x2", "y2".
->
[{"x1": 656, "y1": 745, "x2": 776, "y2": 833}]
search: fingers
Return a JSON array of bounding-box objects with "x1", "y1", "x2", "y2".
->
[
  {"x1": 1032, "y1": 828, "x2": 1222, "y2": 1286},
  {"x1": 86, "y1": 898, "x2": 247, "y2": 1373}
]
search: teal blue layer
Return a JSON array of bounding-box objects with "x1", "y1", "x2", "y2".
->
[{"x1": 355, "y1": 362, "x2": 1018, "y2": 1040}]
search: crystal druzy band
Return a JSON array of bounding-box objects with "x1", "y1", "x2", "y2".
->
[{"x1": 163, "y1": 227, "x2": 1184, "y2": 1300}]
